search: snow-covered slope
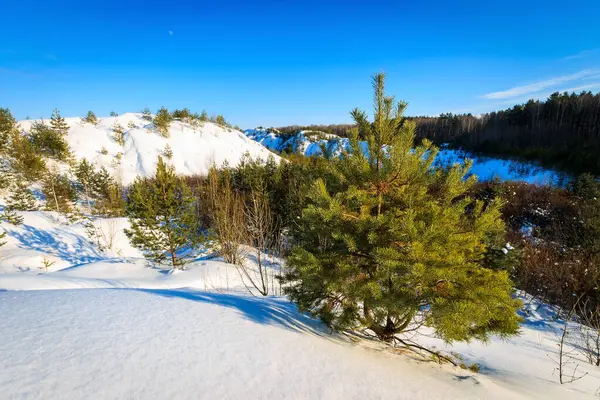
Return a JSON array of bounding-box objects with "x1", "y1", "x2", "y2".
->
[
  {"x1": 18, "y1": 114, "x2": 279, "y2": 185},
  {"x1": 244, "y1": 128, "x2": 565, "y2": 185},
  {"x1": 245, "y1": 128, "x2": 355, "y2": 157}
]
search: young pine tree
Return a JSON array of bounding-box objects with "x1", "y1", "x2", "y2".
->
[
  {"x1": 75, "y1": 158, "x2": 97, "y2": 213},
  {"x1": 282, "y1": 73, "x2": 521, "y2": 343},
  {"x1": 141, "y1": 107, "x2": 153, "y2": 121},
  {"x1": 163, "y1": 144, "x2": 173, "y2": 159},
  {"x1": 112, "y1": 122, "x2": 125, "y2": 145},
  {"x1": 83, "y1": 110, "x2": 98, "y2": 125},
  {"x1": 125, "y1": 156, "x2": 202, "y2": 269},
  {"x1": 10, "y1": 133, "x2": 47, "y2": 181},
  {"x1": 42, "y1": 168, "x2": 77, "y2": 213},
  {"x1": 0, "y1": 229, "x2": 6, "y2": 248},
  {"x1": 7, "y1": 182, "x2": 37, "y2": 211},
  {"x1": 50, "y1": 109, "x2": 69, "y2": 135},
  {"x1": 200, "y1": 109, "x2": 208, "y2": 122},
  {"x1": 0, "y1": 108, "x2": 18, "y2": 154},
  {"x1": 154, "y1": 107, "x2": 173, "y2": 137},
  {"x1": 29, "y1": 120, "x2": 71, "y2": 161},
  {"x1": 0, "y1": 209, "x2": 23, "y2": 225}
]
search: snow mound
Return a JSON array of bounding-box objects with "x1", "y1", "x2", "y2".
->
[{"x1": 18, "y1": 114, "x2": 279, "y2": 185}]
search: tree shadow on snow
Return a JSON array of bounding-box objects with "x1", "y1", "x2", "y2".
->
[
  {"x1": 136, "y1": 288, "x2": 333, "y2": 338},
  {"x1": 7, "y1": 224, "x2": 104, "y2": 264}
]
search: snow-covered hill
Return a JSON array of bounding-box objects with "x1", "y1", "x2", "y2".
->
[{"x1": 18, "y1": 114, "x2": 279, "y2": 185}]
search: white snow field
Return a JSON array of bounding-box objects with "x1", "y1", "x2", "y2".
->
[
  {"x1": 18, "y1": 114, "x2": 279, "y2": 185},
  {"x1": 1, "y1": 211, "x2": 600, "y2": 399}
]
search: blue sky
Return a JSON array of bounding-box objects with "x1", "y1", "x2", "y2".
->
[{"x1": 1, "y1": 0, "x2": 599, "y2": 128}]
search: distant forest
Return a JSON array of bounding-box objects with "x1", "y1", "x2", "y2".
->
[{"x1": 278, "y1": 91, "x2": 600, "y2": 175}]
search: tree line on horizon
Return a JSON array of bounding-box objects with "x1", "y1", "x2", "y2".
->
[{"x1": 277, "y1": 91, "x2": 600, "y2": 175}]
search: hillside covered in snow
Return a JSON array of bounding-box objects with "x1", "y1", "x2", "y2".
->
[
  {"x1": 18, "y1": 114, "x2": 278, "y2": 185},
  {"x1": 244, "y1": 127, "x2": 568, "y2": 185}
]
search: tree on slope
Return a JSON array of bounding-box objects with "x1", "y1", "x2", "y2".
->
[
  {"x1": 83, "y1": 111, "x2": 98, "y2": 125},
  {"x1": 0, "y1": 229, "x2": 6, "y2": 248},
  {"x1": 42, "y1": 168, "x2": 77, "y2": 213},
  {"x1": 50, "y1": 109, "x2": 69, "y2": 135},
  {"x1": 29, "y1": 120, "x2": 71, "y2": 161},
  {"x1": 154, "y1": 107, "x2": 173, "y2": 137},
  {"x1": 282, "y1": 73, "x2": 521, "y2": 343},
  {"x1": 6, "y1": 182, "x2": 37, "y2": 211},
  {"x1": 0, "y1": 108, "x2": 17, "y2": 154},
  {"x1": 125, "y1": 156, "x2": 202, "y2": 269}
]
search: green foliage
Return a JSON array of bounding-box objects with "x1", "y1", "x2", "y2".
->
[
  {"x1": 200, "y1": 110, "x2": 208, "y2": 122},
  {"x1": 163, "y1": 144, "x2": 173, "y2": 159},
  {"x1": 569, "y1": 173, "x2": 600, "y2": 254},
  {"x1": 0, "y1": 108, "x2": 18, "y2": 153},
  {"x1": 154, "y1": 107, "x2": 173, "y2": 137},
  {"x1": 0, "y1": 229, "x2": 6, "y2": 248},
  {"x1": 29, "y1": 120, "x2": 71, "y2": 161},
  {"x1": 141, "y1": 107, "x2": 153, "y2": 121},
  {"x1": 83, "y1": 110, "x2": 98, "y2": 125},
  {"x1": 172, "y1": 108, "x2": 191, "y2": 120},
  {"x1": 50, "y1": 109, "x2": 69, "y2": 135},
  {"x1": 42, "y1": 169, "x2": 77, "y2": 213},
  {"x1": 112, "y1": 122, "x2": 125, "y2": 145},
  {"x1": 110, "y1": 111, "x2": 118, "y2": 117},
  {"x1": 74, "y1": 159, "x2": 124, "y2": 216},
  {"x1": 100, "y1": 146, "x2": 108, "y2": 155},
  {"x1": 0, "y1": 209, "x2": 23, "y2": 225},
  {"x1": 282, "y1": 73, "x2": 521, "y2": 343},
  {"x1": 125, "y1": 157, "x2": 203, "y2": 268},
  {"x1": 214, "y1": 114, "x2": 230, "y2": 128},
  {"x1": 0, "y1": 163, "x2": 12, "y2": 189},
  {"x1": 10, "y1": 133, "x2": 47, "y2": 181},
  {"x1": 6, "y1": 182, "x2": 37, "y2": 211}
]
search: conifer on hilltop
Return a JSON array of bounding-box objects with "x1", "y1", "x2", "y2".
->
[
  {"x1": 282, "y1": 73, "x2": 521, "y2": 343},
  {"x1": 141, "y1": 107, "x2": 153, "y2": 121},
  {"x1": 83, "y1": 111, "x2": 98, "y2": 125},
  {"x1": 50, "y1": 109, "x2": 69, "y2": 135},
  {"x1": 125, "y1": 156, "x2": 202, "y2": 268},
  {"x1": 154, "y1": 107, "x2": 173, "y2": 137}
]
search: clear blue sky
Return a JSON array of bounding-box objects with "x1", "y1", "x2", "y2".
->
[{"x1": 2, "y1": 0, "x2": 599, "y2": 128}]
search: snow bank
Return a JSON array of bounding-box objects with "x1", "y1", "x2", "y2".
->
[{"x1": 18, "y1": 114, "x2": 279, "y2": 185}]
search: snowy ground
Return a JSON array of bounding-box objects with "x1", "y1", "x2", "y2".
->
[{"x1": 2, "y1": 210, "x2": 600, "y2": 398}]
